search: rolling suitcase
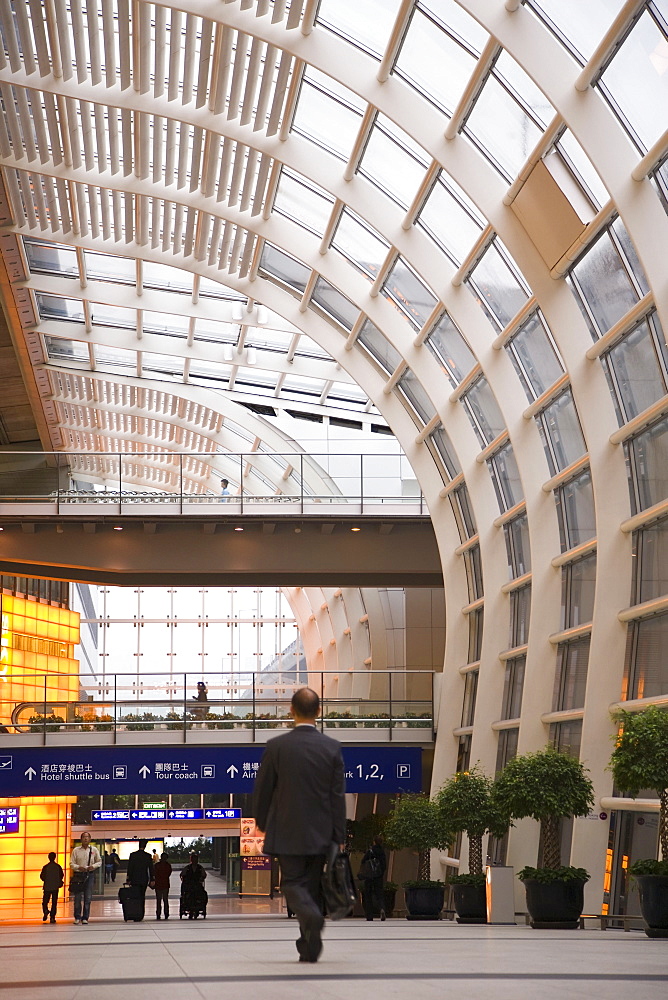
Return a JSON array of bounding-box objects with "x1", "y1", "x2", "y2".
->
[{"x1": 118, "y1": 883, "x2": 145, "y2": 922}]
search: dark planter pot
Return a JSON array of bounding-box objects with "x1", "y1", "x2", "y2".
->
[
  {"x1": 522, "y1": 878, "x2": 586, "y2": 930},
  {"x1": 452, "y1": 882, "x2": 487, "y2": 924},
  {"x1": 635, "y1": 875, "x2": 668, "y2": 938},
  {"x1": 404, "y1": 886, "x2": 444, "y2": 921}
]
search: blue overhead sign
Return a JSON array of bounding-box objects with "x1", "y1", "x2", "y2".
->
[
  {"x1": 0, "y1": 746, "x2": 421, "y2": 797},
  {"x1": 0, "y1": 807, "x2": 19, "y2": 835},
  {"x1": 91, "y1": 807, "x2": 242, "y2": 822}
]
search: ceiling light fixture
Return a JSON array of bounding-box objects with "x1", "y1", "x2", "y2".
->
[
  {"x1": 113, "y1": 525, "x2": 123, "y2": 531},
  {"x1": 234, "y1": 526, "x2": 244, "y2": 531},
  {"x1": 351, "y1": 526, "x2": 361, "y2": 532}
]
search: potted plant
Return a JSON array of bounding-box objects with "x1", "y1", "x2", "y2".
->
[
  {"x1": 435, "y1": 766, "x2": 508, "y2": 923},
  {"x1": 384, "y1": 793, "x2": 450, "y2": 919},
  {"x1": 493, "y1": 746, "x2": 594, "y2": 928},
  {"x1": 609, "y1": 705, "x2": 668, "y2": 938}
]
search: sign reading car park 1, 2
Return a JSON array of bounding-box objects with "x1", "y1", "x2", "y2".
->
[{"x1": 0, "y1": 746, "x2": 422, "y2": 797}]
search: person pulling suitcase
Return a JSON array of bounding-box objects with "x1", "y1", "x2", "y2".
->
[{"x1": 120, "y1": 839, "x2": 155, "y2": 922}]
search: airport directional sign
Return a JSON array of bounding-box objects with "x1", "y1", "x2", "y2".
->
[
  {"x1": 0, "y1": 807, "x2": 19, "y2": 835},
  {"x1": 0, "y1": 745, "x2": 422, "y2": 797}
]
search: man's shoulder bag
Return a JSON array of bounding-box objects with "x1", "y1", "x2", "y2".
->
[
  {"x1": 358, "y1": 856, "x2": 382, "y2": 881},
  {"x1": 70, "y1": 849, "x2": 92, "y2": 894}
]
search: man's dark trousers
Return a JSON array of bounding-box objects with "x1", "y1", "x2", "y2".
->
[{"x1": 278, "y1": 855, "x2": 325, "y2": 960}]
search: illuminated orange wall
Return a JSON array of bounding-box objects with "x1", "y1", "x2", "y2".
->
[
  {"x1": 0, "y1": 595, "x2": 80, "y2": 728},
  {"x1": 0, "y1": 797, "x2": 76, "y2": 909},
  {"x1": 0, "y1": 595, "x2": 81, "y2": 908}
]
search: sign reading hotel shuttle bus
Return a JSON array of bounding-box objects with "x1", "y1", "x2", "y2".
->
[
  {"x1": 0, "y1": 746, "x2": 421, "y2": 797},
  {"x1": 0, "y1": 807, "x2": 19, "y2": 835}
]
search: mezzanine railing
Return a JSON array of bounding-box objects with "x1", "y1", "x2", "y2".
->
[
  {"x1": 0, "y1": 451, "x2": 427, "y2": 516},
  {"x1": 2, "y1": 670, "x2": 435, "y2": 745}
]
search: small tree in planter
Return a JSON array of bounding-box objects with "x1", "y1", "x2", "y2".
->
[
  {"x1": 493, "y1": 746, "x2": 594, "y2": 929},
  {"x1": 609, "y1": 706, "x2": 668, "y2": 937},
  {"x1": 384, "y1": 793, "x2": 451, "y2": 919},
  {"x1": 435, "y1": 766, "x2": 509, "y2": 922}
]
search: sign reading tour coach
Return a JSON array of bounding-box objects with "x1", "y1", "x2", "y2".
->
[{"x1": 0, "y1": 747, "x2": 422, "y2": 797}]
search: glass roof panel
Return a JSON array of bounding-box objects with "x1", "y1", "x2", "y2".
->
[
  {"x1": 466, "y1": 240, "x2": 529, "y2": 331},
  {"x1": 292, "y1": 71, "x2": 364, "y2": 159},
  {"x1": 198, "y1": 277, "x2": 245, "y2": 300},
  {"x1": 273, "y1": 169, "x2": 335, "y2": 237},
  {"x1": 44, "y1": 336, "x2": 89, "y2": 362},
  {"x1": 417, "y1": 173, "x2": 485, "y2": 265},
  {"x1": 143, "y1": 311, "x2": 190, "y2": 338},
  {"x1": 259, "y1": 244, "x2": 311, "y2": 294},
  {"x1": 526, "y1": 0, "x2": 635, "y2": 63},
  {"x1": 394, "y1": 7, "x2": 477, "y2": 116},
  {"x1": 553, "y1": 130, "x2": 610, "y2": 209},
  {"x1": 189, "y1": 360, "x2": 231, "y2": 384},
  {"x1": 142, "y1": 352, "x2": 185, "y2": 377},
  {"x1": 358, "y1": 115, "x2": 429, "y2": 208},
  {"x1": 463, "y1": 75, "x2": 545, "y2": 180},
  {"x1": 383, "y1": 258, "x2": 439, "y2": 330},
  {"x1": 36, "y1": 293, "x2": 85, "y2": 323},
  {"x1": 463, "y1": 377, "x2": 505, "y2": 447},
  {"x1": 494, "y1": 51, "x2": 554, "y2": 128},
  {"x1": 25, "y1": 240, "x2": 78, "y2": 277},
  {"x1": 316, "y1": 0, "x2": 403, "y2": 57},
  {"x1": 95, "y1": 344, "x2": 137, "y2": 370},
  {"x1": 194, "y1": 318, "x2": 240, "y2": 344},
  {"x1": 425, "y1": 312, "x2": 476, "y2": 386},
  {"x1": 91, "y1": 303, "x2": 136, "y2": 328},
  {"x1": 244, "y1": 326, "x2": 292, "y2": 353},
  {"x1": 418, "y1": 0, "x2": 489, "y2": 53},
  {"x1": 331, "y1": 209, "x2": 390, "y2": 280},
  {"x1": 290, "y1": 335, "x2": 332, "y2": 361},
  {"x1": 506, "y1": 311, "x2": 564, "y2": 401},
  {"x1": 357, "y1": 319, "x2": 403, "y2": 374},
  {"x1": 429, "y1": 425, "x2": 460, "y2": 478},
  {"x1": 84, "y1": 250, "x2": 135, "y2": 284},
  {"x1": 144, "y1": 262, "x2": 194, "y2": 293},
  {"x1": 568, "y1": 228, "x2": 642, "y2": 338},
  {"x1": 311, "y1": 277, "x2": 360, "y2": 330},
  {"x1": 397, "y1": 368, "x2": 437, "y2": 424},
  {"x1": 598, "y1": 8, "x2": 668, "y2": 151}
]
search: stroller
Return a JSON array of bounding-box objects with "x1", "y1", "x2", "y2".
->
[{"x1": 179, "y1": 881, "x2": 208, "y2": 919}]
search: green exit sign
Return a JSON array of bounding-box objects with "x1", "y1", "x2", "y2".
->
[{"x1": 142, "y1": 802, "x2": 166, "y2": 810}]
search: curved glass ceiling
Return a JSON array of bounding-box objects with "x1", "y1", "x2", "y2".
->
[{"x1": 0, "y1": 0, "x2": 664, "y2": 505}]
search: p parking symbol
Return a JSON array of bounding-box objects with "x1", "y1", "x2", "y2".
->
[{"x1": 396, "y1": 764, "x2": 411, "y2": 779}]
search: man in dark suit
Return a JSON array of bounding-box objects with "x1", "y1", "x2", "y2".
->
[
  {"x1": 126, "y1": 839, "x2": 155, "y2": 905},
  {"x1": 254, "y1": 687, "x2": 346, "y2": 963}
]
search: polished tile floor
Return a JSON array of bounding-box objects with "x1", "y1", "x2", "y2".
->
[{"x1": 0, "y1": 910, "x2": 665, "y2": 1000}]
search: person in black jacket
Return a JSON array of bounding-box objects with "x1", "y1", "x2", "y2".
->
[
  {"x1": 253, "y1": 686, "x2": 346, "y2": 964},
  {"x1": 40, "y1": 852, "x2": 64, "y2": 923},
  {"x1": 360, "y1": 835, "x2": 387, "y2": 921},
  {"x1": 126, "y1": 839, "x2": 154, "y2": 904}
]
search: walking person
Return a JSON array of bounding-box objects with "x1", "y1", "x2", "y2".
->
[
  {"x1": 126, "y1": 839, "x2": 155, "y2": 915},
  {"x1": 220, "y1": 478, "x2": 230, "y2": 501},
  {"x1": 253, "y1": 686, "x2": 346, "y2": 964},
  {"x1": 104, "y1": 851, "x2": 113, "y2": 884},
  {"x1": 359, "y1": 835, "x2": 387, "y2": 921},
  {"x1": 153, "y1": 852, "x2": 172, "y2": 920},
  {"x1": 40, "y1": 852, "x2": 64, "y2": 923},
  {"x1": 109, "y1": 848, "x2": 121, "y2": 883},
  {"x1": 192, "y1": 680, "x2": 208, "y2": 722},
  {"x1": 70, "y1": 832, "x2": 101, "y2": 925}
]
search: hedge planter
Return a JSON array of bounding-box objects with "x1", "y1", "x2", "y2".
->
[
  {"x1": 404, "y1": 885, "x2": 444, "y2": 920},
  {"x1": 522, "y1": 878, "x2": 586, "y2": 930},
  {"x1": 635, "y1": 875, "x2": 668, "y2": 938},
  {"x1": 452, "y1": 882, "x2": 487, "y2": 924}
]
